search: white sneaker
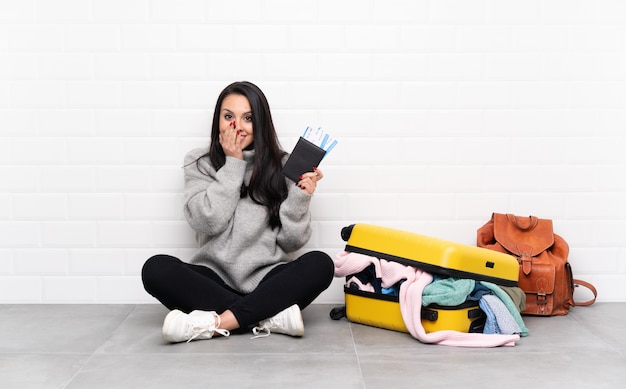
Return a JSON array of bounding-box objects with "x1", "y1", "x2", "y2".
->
[
  {"x1": 251, "y1": 304, "x2": 304, "y2": 338},
  {"x1": 162, "y1": 309, "x2": 230, "y2": 343}
]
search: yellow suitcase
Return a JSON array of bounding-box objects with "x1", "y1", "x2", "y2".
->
[
  {"x1": 331, "y1": 287, "x2": 486, "y2": 334},
  {"x1": 341, "y1": 223, "x2": 519, "y2": 287}
]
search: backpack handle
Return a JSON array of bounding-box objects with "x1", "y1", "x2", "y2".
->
[{"x1": 506, "y1": 214, "x2": 539, "y2": 231}]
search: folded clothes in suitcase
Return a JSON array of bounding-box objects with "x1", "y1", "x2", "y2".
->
[{"x1": 341, "y1": 223, "x2": 519, "y2": 287}]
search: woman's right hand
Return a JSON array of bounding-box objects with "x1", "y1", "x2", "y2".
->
[{"x1": 219, "y1": 122, "x2": 244, "y2": 160}]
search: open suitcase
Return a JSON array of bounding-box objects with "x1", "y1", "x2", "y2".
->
[{"x1": 331, "y1": 223, "x2": 518, "y2": 333}]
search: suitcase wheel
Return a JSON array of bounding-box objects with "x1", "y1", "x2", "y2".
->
[{"x1": 329, "y1": 306, "x2": 346, "y2": 320}]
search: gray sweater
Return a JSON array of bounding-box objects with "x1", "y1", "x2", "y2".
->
[{"x1": 184, "y1": 147, "x2": 313, "y2": 294}]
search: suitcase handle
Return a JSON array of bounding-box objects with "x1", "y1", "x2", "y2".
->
[{"x1": 421, "y1": 308, "x2": 438, "y2": 322}]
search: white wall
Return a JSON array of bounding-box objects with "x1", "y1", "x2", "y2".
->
[{"x1": 1, "y1": 0, "x2": 625, "y2": 304}]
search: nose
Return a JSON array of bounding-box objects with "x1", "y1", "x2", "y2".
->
[{"x1": 235, "y1": 119, "x2": 248, "y2": 132}]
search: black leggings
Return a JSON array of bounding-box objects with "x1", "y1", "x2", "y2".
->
[{"x1": 141, "y1": 251, "x2": 334, "y2": 329}]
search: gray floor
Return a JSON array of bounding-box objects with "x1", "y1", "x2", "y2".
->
[{"x1": 1, "y1": 303, "x2": 625, "y2": 389}]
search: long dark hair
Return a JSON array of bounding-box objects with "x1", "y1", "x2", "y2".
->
[{"x1": 197, "y1": 81, "x2": 288, "y2": 229}]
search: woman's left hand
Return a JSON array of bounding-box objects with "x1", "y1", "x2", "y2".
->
[{"x1": 297, "y1": 168, "x2": 323, "y2": 195}]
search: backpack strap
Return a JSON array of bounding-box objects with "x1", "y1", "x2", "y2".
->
[{"x1": 573, "y1": 279, "x2": 597, "y2": 307}]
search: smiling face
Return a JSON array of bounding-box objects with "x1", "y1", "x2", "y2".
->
[{"x1": 220, "y1": 93, "x2": 254, "y2": 150}]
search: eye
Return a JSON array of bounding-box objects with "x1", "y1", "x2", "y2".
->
[
  {"x1": 244, "y1": 115, "x2": 253, "y2": 122},
  {"x1": 224, "y1": 114, "x2": 233, "y2": 120}
]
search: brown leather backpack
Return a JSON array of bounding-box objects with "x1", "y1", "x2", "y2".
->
[{"x1": 477, "y1": 213, "x2": 597, "y2": 316}]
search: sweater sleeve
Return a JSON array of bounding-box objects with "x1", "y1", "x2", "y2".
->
[
  {"x1": 183, "y1": 149, "x2": 247, "y2": 236},
  {"x1": 275, "y1": 182, "x2": 313, "y2": 253}
]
